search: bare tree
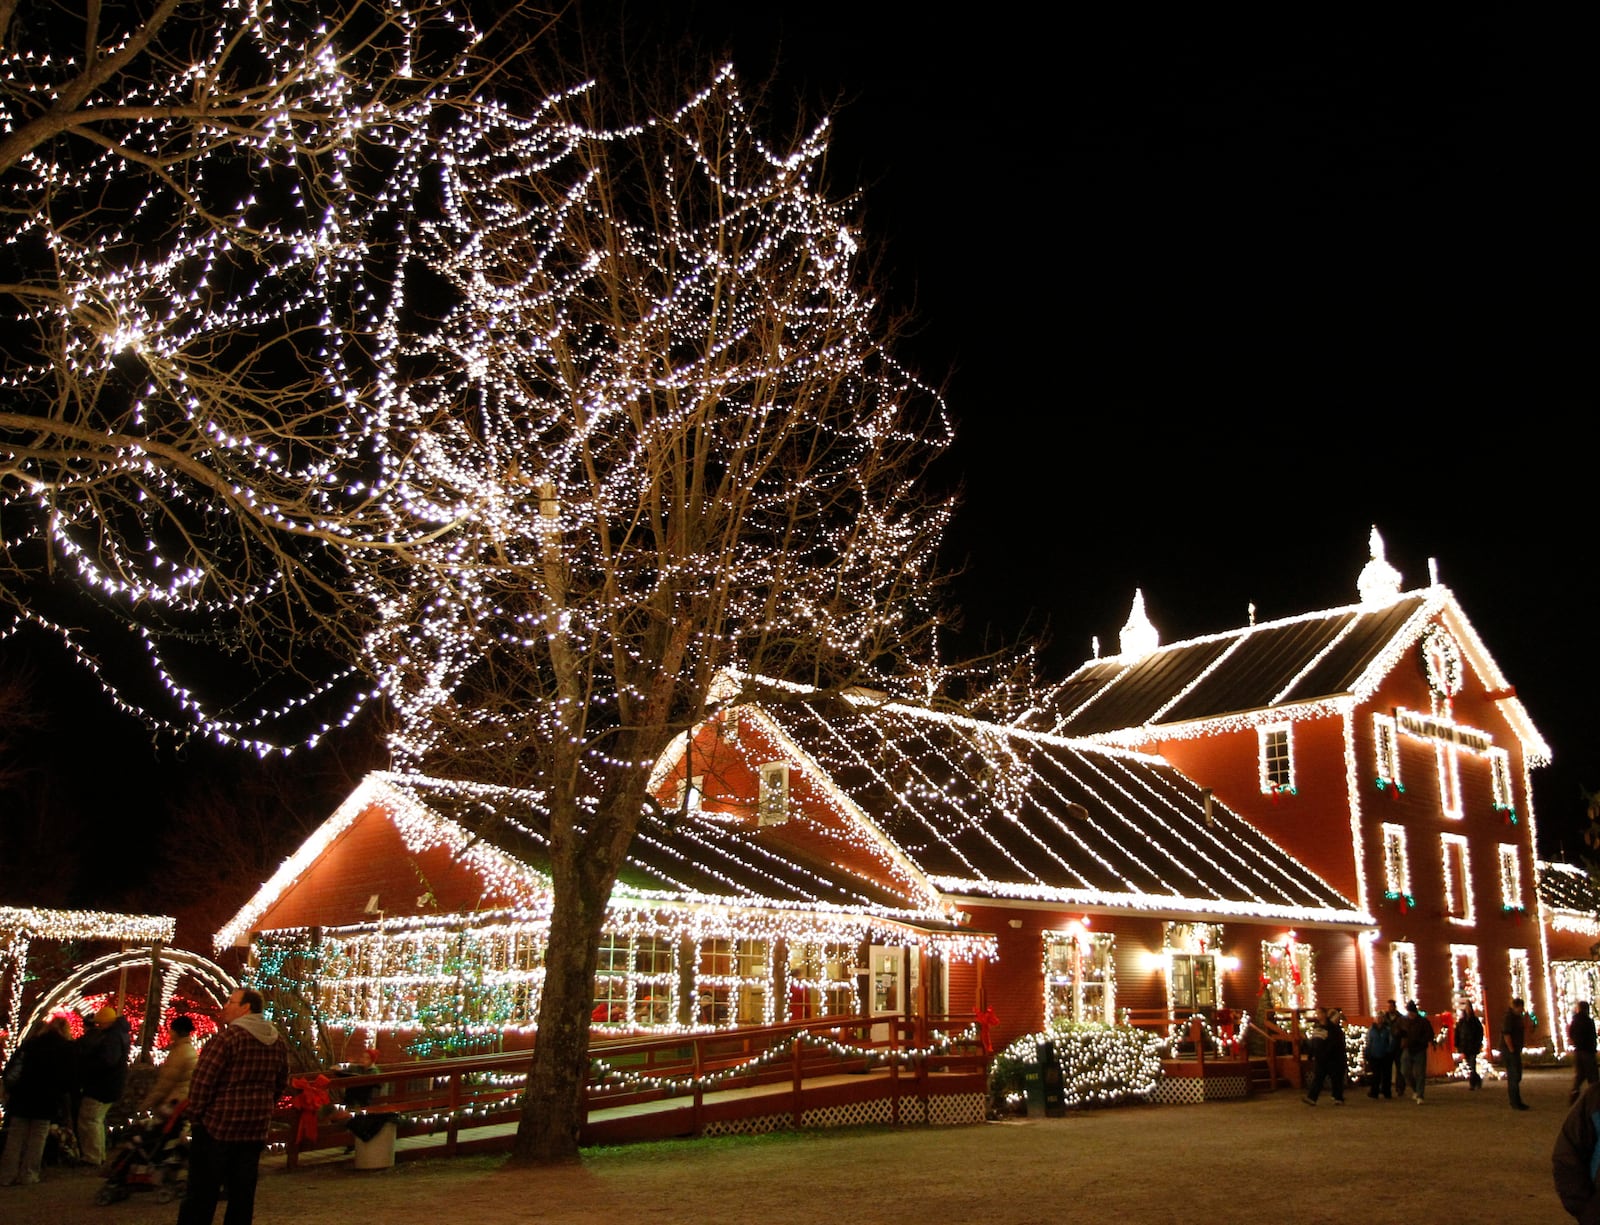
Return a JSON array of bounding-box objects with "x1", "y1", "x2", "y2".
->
[
  {"x1": 359, "y1": 65, "x2": 963, "y2": 1162},
  {"x1": 0, "y1": 0, "x2": 556, "y2": 737},
  {"x1": 1, "y1": 3, "x2": 986, "y2": 1166}
]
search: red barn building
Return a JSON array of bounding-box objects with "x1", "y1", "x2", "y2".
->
[{"x1": 1034, "y1": 529, "x2": 1555, "y2": 1044}]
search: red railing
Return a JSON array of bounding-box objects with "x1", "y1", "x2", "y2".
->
[{"x1": 278, "y1": 1012, "x2": 986, "y2": 1168}]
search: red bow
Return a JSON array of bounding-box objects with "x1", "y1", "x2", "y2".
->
[
  {"x1": 290, "y1": 1074, "x2": 331, "y2": 1145},
  {"x1": 974, "y1": 1005, "x2": 998, "y2": 1055}
]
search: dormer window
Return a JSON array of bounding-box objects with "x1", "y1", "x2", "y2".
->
[
  {"x1": 1259, "y1": 725, "x2": 1293, "y2": 793},
  {"x1": 758, "y1": 762, "x2": 790, "y2": 825}
]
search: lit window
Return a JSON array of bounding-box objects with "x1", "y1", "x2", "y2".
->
[
  {"x1": 1436, "y1": 744, "x2": 1462, "y2": 818},
  {"x1": 1259, "y1": 726, "x2": 1293, "y2": 793},
  {"x1": 592, "y1": 934, "x2": 679, "y2": 1028},
  {"x1": 697, "y1": 937, "x2": 771, "y2": 1027},
  {"x1": 1489, "y1": 749, "x2": 1514, "y2": 811},
  {"x1": 785, "y1": 940, "x2": 858, "y2": 1020},
  {"x1": 1450, "y1": 944, "x2": 1483, "y2": 1013},
  {"x1": 1374, "y1": 715, "x2": 1401, "y2": 788},
  {"x1": 1442, "y1": 835, "x2": 1473, "y2": 923},
  {"x1": 759, "y1": 762, "x2": 790, "y2": 824},
  {"x1": 1261, "y1": 936, "x2": 1316, "y2": 1010},
  {"x1": 1508, "y1": 949, "x2": 1532, "y2": 1009},
  {"x1": 1044, "y1": 931, "x2": 1117, "y2": 1024},
  {"x1": 1499, "y1": 845, "x2": 1524, "y2": 909},
  {"x1": 1382, "y1": 825, "x2": 1411, "y2": 898},
  {"x1": 1392, "y1": 943, "x2": 1418, "y2": 1004}
]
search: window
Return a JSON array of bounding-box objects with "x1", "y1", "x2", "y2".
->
[
  {"x1": 758, "y1": 762, "x2": 790, "y2": 825},
  {"x1": 1499, "y1": 845, "x2": 1524, "y2": 910},
  {"x1": 592, "y1": 934, "x2": 679, "y2": 1028},
  {"x1": 1381, "y1": 825, "x2": 1411, "y2": 898},
  {"x1": 1259, "y1": 725, "x2": 1293, "y2": 792},
  {"x1": 1489, "y1": 749, "x2": 1515, "y2": 811},
  {"x1": 697, "y1": 937, "x2": 771, "y2": 1027},
  {"x1": 1392, "y1": 943, "x2": 1418, "y2": 1005},
  {"x1": 1169, "y1": 953, "x2": 1217, "y2": 1013},
  {"x1": 1044, "y1": 931, "x2": 1117, "y2": 1025},
  {"x1": 1508, "y1": 949, "x2": 1532, "y2": 1013},
  {"x1": 1436, "y1": 744, "x2": 1463, "y2": 818},
  {"x1": 785, "y1": 940, "x2": 858, "y2": 1020},
  {"x1": 1374, "y1": 715, "x2": 1401, "y2": 788},
  {"x1": 1441, "y1": 835, "x2": 1473, "y2": 923},
  {"x1": 673, "y1": 774, "x2": 704, "y2": 816},
  {"x1": 1261, "y1": 937, "x2": 1315, "y2": 1010},
  {"x1": 1450, "y1": 945, "x2": 1483, "y2": 1014}
]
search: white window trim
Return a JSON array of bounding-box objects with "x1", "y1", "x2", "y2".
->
[
  {"x1": 1508, "y1": 948, "x2": 1532, "y2": 1011},
  {"x1": 1441, "y1": 834, "x2": 1474, "y2": 925},
  {"x1": 1449, "y1": 943, "x2": 1484, "y2": 1014},
  {"x1": 1498, "y1": 844, "x2": 1524, "y2": 910},
  {"x1": 1392, "y1": 942, "x2": 1418, "y2": 1005},
  {"x1": 1373, "y1": 714, "x2": 1402, "y2": 789},
  {"x1": 1381, "y1": 823, "x2": 1411, "y2": 898},
  {"x1": 1259, "y1": 724, "x2": 1294, "y2": 794},
  {"x1": 1489, "y1": 748, "x2": 1514, "y2": 811},
  {"x1": 1436, "y1": 743, "x2": 1463, "y2": 819}
]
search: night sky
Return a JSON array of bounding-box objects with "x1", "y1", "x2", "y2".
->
[{"x1": 3, "y1": 4, "x2": 1591, "y2": 923}]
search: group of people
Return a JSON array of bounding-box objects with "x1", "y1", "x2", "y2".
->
[
  {"x1": 0, "y1": 986, "x2": 289, "y2": 1225},
  {"x1": 0, "y1": 1002, "x2": 136, "y2": 1185},
  {"x1": 1298, "y1": 996, "x2": 1537, "y2": 1109}
]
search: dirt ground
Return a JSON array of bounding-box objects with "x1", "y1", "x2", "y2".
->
[{"x1": 3, "y1": 1066, "x2": 1581, "y2": 1224}]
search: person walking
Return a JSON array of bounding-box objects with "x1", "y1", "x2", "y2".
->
[
  {"x1": 1303, "y1": 1006, "x2": 1348, "y2": 1105},
  {"x1": 75, "y1": 1003, "x2": 132, "y2": 1167},
  {"x1": 1456, "y1": 1002, "x2": 1485, "y2": 1090},
  {"x1": 1503, "y1": 997, "x2": 1530, "y2": 1110},
  {"x1": 1383, "y1": 999, "x2": 1408, "y2": 1098},
  {"x1": 1365, "y1": 1008, "x2": 1395, "y2": 1098},
  {"x1": 0, "y1": 1015, "x2": 74, "y2": 1186},
  {"x1": 178, "y1": 988, "x2": 290, "y2": 1225},
  {"x1": 1401, "y1": 1001, "x2": 1433, "y2": 1103},
  {"x1": 1570, "y1": 1001, "x2": 1598, "y2": 1105}
]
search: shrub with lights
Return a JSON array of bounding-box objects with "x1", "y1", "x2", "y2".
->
[{"x1": 989, "y1": 1022, "x2": 1162, "y2": 1115}]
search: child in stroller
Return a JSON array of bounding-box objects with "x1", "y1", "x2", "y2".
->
[{"x1": 95, "y1": 1101, "x2": 189, "y2": 1205}]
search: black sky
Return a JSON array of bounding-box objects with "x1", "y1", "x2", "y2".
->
[{"x1": 4, "y1": 4, "x2": 1592, "y2": 911}]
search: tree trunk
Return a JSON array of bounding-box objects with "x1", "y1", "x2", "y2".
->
[{"x1": 510, "y1": 862, "x2": 612, "y2": 1164}]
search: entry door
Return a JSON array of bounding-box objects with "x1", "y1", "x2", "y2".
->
[{"x1": 1171, "y1": 953, "x2": 1217, "y2": 1014}]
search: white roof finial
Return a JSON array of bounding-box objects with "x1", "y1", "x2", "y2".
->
[
  {"x1": 1119, "y1": 589, "x2": 1160, "y2": 659},
  {"x1": 1357, "y1": 525, "x2": 1403, "y2": 605}
]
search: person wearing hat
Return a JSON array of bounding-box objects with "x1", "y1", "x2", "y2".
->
[{"x1": 75, "y1": 1003, "x2": 132, "y2": 1167}]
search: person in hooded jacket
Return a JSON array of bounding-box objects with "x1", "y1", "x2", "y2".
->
[
  {"x1": 75, "y1": 1003, "x2": 132, "y2": 1166},
  {"x1": 177, "y1": 988, "x2": 289, "y2": 1225},
  {"x1": 1554, "y1": 1078, "x2": 1600, "y2": 1223},
  {"x1": 0, "y1": 1014, "x2": 74, "y2": 1186}
]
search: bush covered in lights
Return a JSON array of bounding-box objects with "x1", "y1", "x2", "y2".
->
[{"x1": 988, "y1": 1022, "x2": 1162, "y2": 1115}]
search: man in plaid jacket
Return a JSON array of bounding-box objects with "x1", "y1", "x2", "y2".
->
[{"x1": 178, "y1": 987, "x2": 290, "y2": 1225}]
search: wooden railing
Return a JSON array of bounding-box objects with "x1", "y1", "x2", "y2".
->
[{"x1": 277, "y1": 1012, "x2": 987, "y2": 1168}]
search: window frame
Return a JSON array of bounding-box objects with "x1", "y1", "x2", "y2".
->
[
  {"x1": 1381, "y1": 823, "x2": 1411, "y2": 899},
  {"x1": 1258, "y1": 724, "x2": 1294, "y2": 793},
  {"x1": 1441, "y1": 833, "x2": 1474, "y2": 924},
  {"x1": 1373, "y1": 714, "x2": 1402, "y2": 789}
]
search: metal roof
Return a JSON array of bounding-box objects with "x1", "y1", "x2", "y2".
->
[{"x1": 759, "y1": 696, "x2": 1367, "y2": 923}]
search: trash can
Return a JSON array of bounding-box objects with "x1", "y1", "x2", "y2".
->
[
  {"x1": 349, "y1": 1113, "x2": 399, "y2": 1169},
  {"x1": 1037, "y1": 1041, "x2": 1066, "y2": 1117}
]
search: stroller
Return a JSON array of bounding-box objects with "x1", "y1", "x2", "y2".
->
[{"x1": 95, "y1": 1103, "x2": 190, "y2": 1205}]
